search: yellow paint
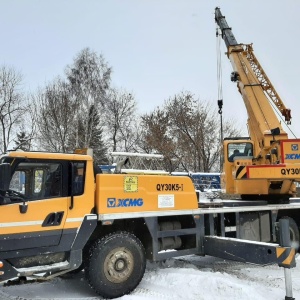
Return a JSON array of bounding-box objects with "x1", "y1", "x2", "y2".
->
[
  {"x1": 248, "y1": 164, "x2": 300, "y2": 179},
  {"x1": 95, "y1": 174, "x2": 198, "y2": 214},
  {"x1": 6, "y1": 151, "x2": 93, "y2": 161},
  {"x1": 235, "y1": 179, "x2": 269, "y2": 195},
  {"x1": 282, "y1": 248, "x2": 296, "y2": 266},
  {"x1": 276, "y1": 247, "x2": 285, "y2": 257},
  {"x1": 276, "y1": 247, "x2": 295, "y2": 266},
  {"x1": 0, "y1": 197, "x2": 68, "y2": 234}
]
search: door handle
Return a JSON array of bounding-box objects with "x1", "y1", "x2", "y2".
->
[{"x1": 42, "y1": 211, "x2": 64, "y2": 227}]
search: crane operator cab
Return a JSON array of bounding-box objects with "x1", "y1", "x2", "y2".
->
[{"x1": 222, "y1": 139, "x2": 254, "y2": 194}]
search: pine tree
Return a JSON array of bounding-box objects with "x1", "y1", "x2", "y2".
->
[
  {"x1": 14, "y1": 131, "x2": 31, "y2": 151},
  {"x1": 88, "y1": 105, "x2": 109, "y2": 165}
]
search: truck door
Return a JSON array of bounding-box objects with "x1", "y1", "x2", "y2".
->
[
  {"x1": 222, "y1": 140, "x2": 254, "y2": 194},
  {"x1": 0, "y1": 159, "x2": 69, "y2": 252}
]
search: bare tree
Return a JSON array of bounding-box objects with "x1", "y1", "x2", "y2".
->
[
  {"x1": 165, "y1": 92, "x2": 219, "y2": 172},
  {"x1": 104, "y1": 88, "x2": 137, "y2": 152},
  {"x1": 0, "y1": 66, "x2": 28, "y2": 153},
  {"x1": 139, "y1": 108, "x2": 180, "y2": 171},
  {"x1": 34, "y1": 78, "x2": 77, "y2": 152},
  {"x1": 34, "y1": 48, "x2": 111, "y2": 160},
  {"x1": 140, "y1": 91, "x2": 241, "y2": 172}
]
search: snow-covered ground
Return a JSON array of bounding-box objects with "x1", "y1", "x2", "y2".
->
[{"x1": 1, "y1": 255, "x2": 300, "y2": 300}]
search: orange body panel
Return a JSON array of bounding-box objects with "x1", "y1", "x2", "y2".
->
[
  {"x1": 95, "y1": 174, "x2": 198, "y2": 214},
  {"x1": 0, "y1": 198, "x2": 68, "y2": 234},
  {"x1": 247, "y1": 164, "x2": 300, "y2": 179}
]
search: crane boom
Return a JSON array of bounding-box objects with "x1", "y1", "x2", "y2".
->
[
  {"x1": 215, "y1": 7, "x2": 291, "y2": 127},
  {"x1": 215, "y1": 7, "x2": 238, "y2": 47},
  {"x1": 245, "y1": 44, "x2": 291, "y2": 124},
  {"x1": 214, "y1": 7, "x2": 300, "y2": 201}
]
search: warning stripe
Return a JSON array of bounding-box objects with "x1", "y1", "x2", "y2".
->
[
  {"x1": 236, "y1": 166, "x2": 247, "y2": 179},
  {"x1": 276, "y1": 247, "x2": 296, "y2": 268}
]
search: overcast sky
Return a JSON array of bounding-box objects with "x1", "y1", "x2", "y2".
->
[{"x1": 1, "y1": 0, "x2": 299, "y2": 137}]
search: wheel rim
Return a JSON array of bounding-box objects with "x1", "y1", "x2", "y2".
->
[{"x1": 104, "y1": 247, "x2": 134, "y2": 283}]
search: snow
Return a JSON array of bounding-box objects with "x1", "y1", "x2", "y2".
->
[{"x1": 1, "y1": 255, "x2": 300, "y2": 300}]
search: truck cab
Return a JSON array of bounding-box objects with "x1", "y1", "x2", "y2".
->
[{"x1": 0, "y1": 151, "x2": 96, "y2": 275}]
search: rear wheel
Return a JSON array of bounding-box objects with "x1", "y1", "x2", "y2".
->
[{"x1": 85, "y1": 232, "x2": 146, "y2": 299}]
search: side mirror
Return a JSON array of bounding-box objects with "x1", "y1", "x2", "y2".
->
[{"x1": 0, "y1": 163, "x2": 11, "y2": 191}]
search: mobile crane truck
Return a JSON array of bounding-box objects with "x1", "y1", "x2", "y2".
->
[
  {"x1": 0, "y1": 9, "x2": 300, "y2": 299},
  {"x1": 215, "y1": 7, "x2": 300, "y2": 246},
  {"x1": 0, "y1": 148, "x2": 299, "y2": 298}
]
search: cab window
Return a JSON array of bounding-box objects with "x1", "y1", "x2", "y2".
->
[
  {"x1": 43, "y1": 164, "x2": 62, "y2": 198},
  {"x1": 72, "y1": 162, "x2": 85, "y2": 196},
  {"x1": 228, "y1": 142, "x2": 253, "y2": 162},
  {"x1": 5, "y1": 161, "x2": 63, "y2": 203}
]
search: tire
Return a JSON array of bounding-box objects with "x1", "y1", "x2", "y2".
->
[
  {"x1": 85, "y1": 232, "x2": 146, "y2": 299},
  {"x1": 277, "y1": 216, "x2": 300, "y2": 251}
]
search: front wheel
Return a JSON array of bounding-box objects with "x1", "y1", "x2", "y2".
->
[{"x1": 85, "y1": 232, "x2": 146, "y2": 299}]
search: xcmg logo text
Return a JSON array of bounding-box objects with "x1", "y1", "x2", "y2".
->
[
  {"x1": 107, "y1": 198, "x2": 144, "y2": 208},
  {"x1": 285, "y1": 154, "x2": 300, "y2": 160}
]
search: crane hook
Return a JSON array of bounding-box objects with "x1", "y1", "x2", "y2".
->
[{"x1": 218, "y1": 99, "x2": 223, "y2": 114}]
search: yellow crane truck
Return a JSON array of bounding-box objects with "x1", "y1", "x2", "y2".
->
[{"x1": 0, "y1": 149, "x2": 299, "y2": 298}]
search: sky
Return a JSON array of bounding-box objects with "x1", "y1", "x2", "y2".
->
[
  {"x1": 2, "y1": 255, "x2": 300, "y2": 299},
  {"x1": 0, "y1": 0, "x2": 300, "y2": 137}
]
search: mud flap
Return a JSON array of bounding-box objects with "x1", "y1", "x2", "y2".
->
[{"x1": 0, "y1": 260, "x2": 19, "y2": 282}]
